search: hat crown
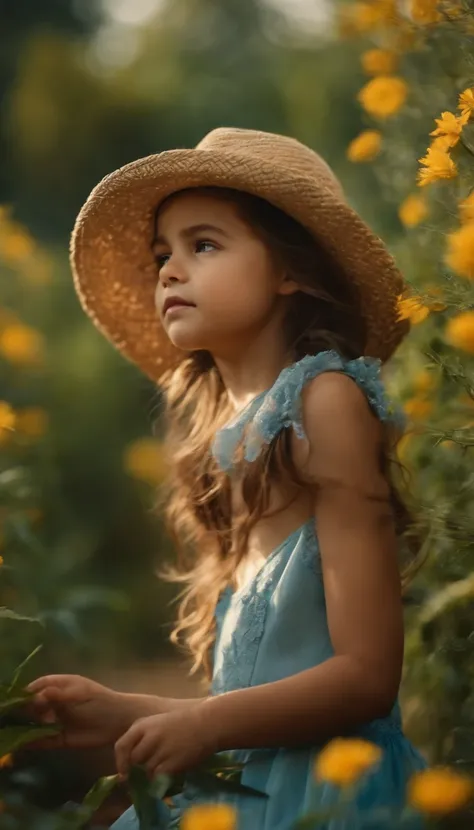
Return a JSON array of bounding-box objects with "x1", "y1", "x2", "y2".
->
[{"x1": 196, "y1": 127, "x2": 345, "y2": 200}]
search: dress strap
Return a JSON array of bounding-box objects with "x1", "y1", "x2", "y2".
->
[{"x1": 211, "y1": 350, "x2": 405, "y2": 472}]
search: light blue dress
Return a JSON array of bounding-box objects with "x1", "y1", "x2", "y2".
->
[{"x1": 113, "y1": 350, "x2": 426, "y2": 830}]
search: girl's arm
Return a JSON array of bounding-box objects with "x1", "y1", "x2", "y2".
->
[
  {"x1": 122, "y1": 693, "x2": 207, "y2": 720},
  {"x1": 202, "y1": 372, "x2": 404, "y2": 752}
]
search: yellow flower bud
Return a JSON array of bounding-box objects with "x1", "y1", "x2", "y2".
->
[
  {"x1": 358, "y1": 76, "x2": 408, "y2": 119},
  {"x1": 347, "y1": 130, "x2": 382, "y2": 162},
  {"x1": 398, "y1": 195, "x2": 428, "y2": 228},
  {"x1": 411, "y1": 0, "x2": 442, "y2": 22},
  {"x1": 123, "y1": 438, "x2": 168, "y2": 485},
  {"x1": 314, "y1": 738, "x2": 382, "y2": 787},
  {"x1": 404, "y1": 398, "x2": 433, "y2": 420},
  {"x1": 181, "y1": 804, "x2": 237, "y2": 830},
  {"x1": 412, "y1": 369, "x2": 436, "y2": 393},
  {"x1": 408, "y1": 768, "x2": 473, "y2": 815},
  {"x1": 445, "y1": 222, "x2": 474, "y2": 280},
  {"x1": 361, "y1": 49, "x2": 398, "y2": 75},
  {"x1": 445, "y1": 311, "x2": 474, "y2": 353},
  {"x1": 0, "y1": 324, "x2": 43, "y2": 365}
]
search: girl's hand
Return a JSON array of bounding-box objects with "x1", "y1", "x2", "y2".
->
[
  {"x1": 26, "y1": 674, "x2": 132, "y2": 750},
  {"x1": 114, "y1": 704, "x2": 215, "y2": 779}
]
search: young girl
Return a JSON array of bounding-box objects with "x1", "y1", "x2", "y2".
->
[{"x1": 29, "y1": 127, "x2": 426, "y2": 829}]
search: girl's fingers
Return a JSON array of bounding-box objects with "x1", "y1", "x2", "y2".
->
[
  {"x1": 115, "y1": 728, "x2": 139, "y2": 777},
  {"x1": 23, "y1": 691, "x2": 57, "y2": 723},
  {"x1": 129, "y1": 734, "x2": 160, "y2": 768},
  {"x1": 35, "y1": 687, "x2": 75, "y2": 705},
  {"x1": 27, "y1": 676, "x2": 69, "y2": 693}
]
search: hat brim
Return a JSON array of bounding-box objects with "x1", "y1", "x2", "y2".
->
[{"x1": 71, "y1": 147, "x2": 408, "y2": 382}]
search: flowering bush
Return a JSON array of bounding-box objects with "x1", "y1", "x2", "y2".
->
[{"x1": 339, "y1": 0, "x2": 474, "y2": 779}]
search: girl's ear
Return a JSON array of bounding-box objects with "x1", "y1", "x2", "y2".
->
[{"x1": 277, "y1": 274, "x2": 300, "y2": 296}]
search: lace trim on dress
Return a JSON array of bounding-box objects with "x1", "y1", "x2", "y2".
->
[{"x1": 211, "y1": 350, "x2": 404, "y2": 472}]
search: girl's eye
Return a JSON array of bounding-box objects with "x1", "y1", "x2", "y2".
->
[
  {"x1": 155, "y1": 240, "x2": 216, "y2": 269},
  {"x1": 195, "y1": 239, "x2": 216, "y2": 254},
  {"x1": 156, "y1": 253, "x2": 170, "y2": 269}
]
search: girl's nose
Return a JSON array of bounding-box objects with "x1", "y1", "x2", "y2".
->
[{"x1": 159, "y1": 257, "x2": 188, "y2": 287}]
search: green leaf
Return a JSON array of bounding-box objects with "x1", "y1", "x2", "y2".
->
[
  {"x1": 9, "y1": 644, "x2": 43, "y2": 691},
  {"x1": 0, "y1": 692, "x2": 33, "y2": 714},
  {"x1": 0, "y1": 724, "x2": 60, "y2": 755},
  {"x1": 128, "y1": 765, "x2": 160, "y2": 830},
  {"x1": 0, "y1": 607, "x2": 43, "y2": 625},
  {"x1": 148, "y1": 774, "x2": 173, "y2": 800},
  {"x1": 55, "y1": 774, "x2": 120, "y2": 830}
]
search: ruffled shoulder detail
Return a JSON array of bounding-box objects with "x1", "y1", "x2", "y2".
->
[{"x1": 211, "y1": 350, "x2": 405, "y2": 472}]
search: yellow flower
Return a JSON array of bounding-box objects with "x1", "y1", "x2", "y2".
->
[
  {"x1": 458, "y1": 87, "x2": 474, "y2": 119},
  {"x1": 0, "y1": 324, "x2": 44, "y2": 365},
  {"x1": 408, "y1": 768, "x2": 473, "y2": 815},
  {"x1": 0, "y1": 229, "x2": 34, "y2": 263},
  {"x1": 361, "y1": 48, "x2": 398, "y2": 75},
  {"x1": 430, "y1": 135, "x2": 454, "y2": 152},
  {"x1": 347, "y1": 130, "x2": 382, "y2": 162},
  {"x1": 123, "y1": 438, "x2": 168, "y2": 485},
  {"x1": 417, "y1": 146, "x2": 457, "y2": 187},
  {"x1": 351, "y1": 2, "x2": 379, "y2": 31},
  {"x1": 413, "y1": 369, "x2": 437, "y2": 393},
  {"x1": 459, "y1": 192, "x2": 474, "y2": 224},
  {"x1": 16, "y1": 408, "x2": 49, "y2": 439},
  {"x1": 315, "y1": 738, "x2": 382, "y2": 787},
  {"x1": 0, "y1": 755, "x2": 12, "y2": 768},
  {"x1": 358, "y1": 76, "x2": 408, "y2": 119},
  {"x1": 181, "y1": 804, "x2": 237, "y2": 830},
  {"x1": 430, "y1": 111, "x2": 469, "y2": 148},
  {"x1": 445, "y1": 223, "x2": 474, "y2": 280},
  {"x1": 411, "y1": 0, "x2": 442, "y2": 22},
  {"x1": 0, "y1": 401, "x2": 15, "y2": 432},
  {"x1": 397, "y1": 296, "x2": 430, "y2": 324},
  {"x1": 404, "y1": 398, "x2": 433, "y2": 420},
  {"x1": 398, "y1": 194, "x2": 428, "y2": 227},
  {"x1": 350, "y1": 0, "x2": 398, "y2": 31},
  {"x1": 445, "y1": 311, "x2": 474, "y2": 353}
]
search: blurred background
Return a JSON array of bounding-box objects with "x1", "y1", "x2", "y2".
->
[
  {"x1": 0, "y1": 0, "x2": 473, "y2": 823},
  {"x1": 0, "y1": 0, "x2": 382, "y2": 688}
]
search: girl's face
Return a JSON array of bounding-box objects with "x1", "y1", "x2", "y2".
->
[{"x1": 153, "y1": 191, "x2": 297, "y2": 358}]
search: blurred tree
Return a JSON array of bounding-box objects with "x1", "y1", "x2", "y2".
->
[
  {"x1": 0, "y1": 0, "x2": 103, "y2": 208},
  {"x1": 5, "y1": 0, "x2": 376, "y2": 240}
]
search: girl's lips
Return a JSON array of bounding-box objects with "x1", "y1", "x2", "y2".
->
[{"x1": 164, "y1": 303, "x2": 195, "y2": 316}]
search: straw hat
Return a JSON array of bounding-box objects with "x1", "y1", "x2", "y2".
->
[{"x1": 70, "y1": 127, "x2": 409, "y2": 382}]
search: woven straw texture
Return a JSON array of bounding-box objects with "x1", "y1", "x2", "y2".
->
[{"x1": 70, "y1": 127, "x2": 409, "y2": 381}]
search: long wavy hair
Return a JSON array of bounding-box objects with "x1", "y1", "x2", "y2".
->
[{"x1": 155, "y1": 186, "x2": 418, "y2": 680}]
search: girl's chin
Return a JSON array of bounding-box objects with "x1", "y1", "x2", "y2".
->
[{"x1": 165, "y1": 331, "x2": 211, "y2": 352}]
